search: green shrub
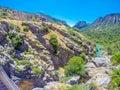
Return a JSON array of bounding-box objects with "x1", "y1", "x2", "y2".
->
[
  {"x1": 12, "y1": 35, "x2": 23, "y2": 49},
  {"x1": 32, "y1": 67, "x2": 42, "y2": 76},
  {"x1": 8, "y1": 31, "x2": 13, "y2": 39},
  {"x1": 0, "y1": 51, "x2": 2, "y2": 55},
  {"x1": 50, "y1": 34, "x2": 58, "y2": 54},
  {"x1": 54, "y1": 70, "x2": 59, "y2": 76},
  {"x1": 65, "y1": 84, "x2": 93, "y2": 90},
  {"x1": 39, "y1": 26, "x2": 49, "y2": 32},
  {"x1": 110, "y1": 68, "x2": 120, "y2": 90},
  {"x1": 64, "y1": 56, "x2": 85, "y2": 76},
  {"x1": 23, "y1": 26, "x2": 29, "y2": 32},
  {"x1": 23, "y1": 50, "x2": 34, "y2": 55},
  {"x1": 16, "y1": 67, "x2": 23, "y2": 72},
  {"x1": 32, "y1": 18, "x2": 40, "y2": 22},
  {"x1": 36, "y1": 40, "x2": 41, "y2": 45},
  {"x1": 59, "y1": 76, "x2": 71, "y2": 83},
  {"x1": 111, "y1": 52, "x2": 120, "y2": 65}
]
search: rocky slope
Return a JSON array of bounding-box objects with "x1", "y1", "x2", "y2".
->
[
  {"x1": 0, "y1": 7, "x2": 97, "y2": 90},
  {"x1": 0, "y1": 7, "x2": 68, "y2": 26}
]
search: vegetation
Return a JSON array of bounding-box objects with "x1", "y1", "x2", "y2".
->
[
  {"x1": 59, "y1": 76, "x2": 71, "y2": 83},
  {"x1": 50, "y1": 34, "x2": 58, "y2": 54},
  {"x1": 32, "y1": 67, "x2": 42, "y2": 76},
  {"x1": 8, "y1": 31, "x2": 23, "y2": 50},
  {"x1": 66, "y1": 27, "x2": 75, "y2": 36},
  {"x1": 23, "y1": 26, "x2": 29, "y2": 32},
  {"x1": 65, "y1": 84, "x2": 94, "y2": 90},
  {"x1": 16, "y1": 67, "x2": 23, "y2": 72},
  {"x1": 54, "y1": 70, "x2": 59, "y2": 76},
  {"x1": 12, "y1": 35, "x2": 23, "y2": 49},
  {"x1": 20, "y1": 59, "x2": 30, "y2": 66},
  {"x1": 64, "y1": 56, "x2": 85, "y2": 76},
  {"x1": 32, "y1": 17, "x2": 40, "y2": 22},
  {"x1": 110, "y1": 68, "x2": 120, "y2": 90},
  {"x1": 111, "y1": 52, "x2": 120, "y2": 65},
  {"x1": 38, "y1": 25, "x2": 49, "y2": 33},
  {"x1": 83, "y1": 24, "x2": 120, "y2": 54},
  {"x1": 23, "y1": 50, "x2": 34, "y2": 55}
]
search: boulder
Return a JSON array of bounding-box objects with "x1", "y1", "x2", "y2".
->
[
  {"x1": 32, "y1": 88, "x2": 43, "y2": 90},
  {"x1": 92, "y1": 57, "x2": 110, "y2": 67},
  {"x1": 86, "y1": 73, "x2": 111, "y2": 89},
  {"x1": 85, "y1": 62, "x2": 96, "y2": 68},
  {"x1": 0, "y1": 45, "x2": 4, "y2": 52},
  {"x1": 44, "y1": 82, "x2": 63, "y2": 90},
  {"x1": 66, "y1": 76, "x2": 80, "y2": 85}
]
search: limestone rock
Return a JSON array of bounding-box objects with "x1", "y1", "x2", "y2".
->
[
  {"x1": 92, "y1": 57, "x2": 110, "y2": 67},
  {"x1": 66, "y1": 76, "x2": 80, "y2": 85}
]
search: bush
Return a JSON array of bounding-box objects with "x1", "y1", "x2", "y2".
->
[
  {"x1": 8, "y1": 31, "x2": 13, "y2": 39},
  {"x1": 16, "y1": 67, "x2": 23, "y2": 72},
  {"x1": 50, "y1": 34, "x2": 58, "y2": 54},
  {"x1": 110, "y1": 68, "x2": 120, "y2": 90},
  {"x1": 64, "y1": 56, "x2": 85, "y2": 76},
  {"x1": 23, "y1": 26, "x2": 29, "y2": 32},
  {"x1": 111, "y1": 52, "x2": 120, "y2": 65},
  {"x1": 65, "y1": 84, "x2": 93, "y2": 90},
  {"x1": 32, "y1": 67, "x2": 42, "y2": 76},
  {"x1": 12, "y1": 35, "x2": 23, "y2": 49},
  {"x1": 54, "y1": 70, "x2": 59, "y2": 76}
]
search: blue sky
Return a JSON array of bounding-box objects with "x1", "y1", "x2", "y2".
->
[{"x1": 0, "y1": 0, "x2": 120, "y2": 26}]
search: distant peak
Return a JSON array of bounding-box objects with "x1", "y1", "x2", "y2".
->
[{"x1": 73, "y1": 21, "x2": 88, "y2": 29}]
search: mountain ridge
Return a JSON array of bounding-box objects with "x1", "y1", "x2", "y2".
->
[
  {"x1": 74, "y1": 13, "x2": 120, "y2": 30},
  {"x1": 0, "y1": 7, "x2": 69, "y2": 26}
]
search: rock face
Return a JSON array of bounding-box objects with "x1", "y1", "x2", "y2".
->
[
  {"x1": 85, "y1": 57, "x2": 112, "y2": 90},
  {"x1": 92, "y1": 13, "x2": 120, "y2": 27},
  {"x1": 0, "y1": 21, "x2": 10, "y2": 42},
  {"x1": 92, "y1": 57, "x2": 111, "y2": 67},
  {"x1": 86, "y1": 73, "x2": 111, "y2": 90},
  {"x1": 66, "y1": 76, "x2": 80, "y2": 85},
  {"x1": 73, "y1": 21, "x2": 88, "y2": 29}
]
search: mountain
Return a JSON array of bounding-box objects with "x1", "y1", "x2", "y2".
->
[
  {"x1": 91, "y1": 13, "x2": 120, "y2": 27},
  {"x1": 0, "y1": 7, "x2": 69, "y2": 26},
  {"x1": 74, "y1": 13, "x2": 120, "y2": 30},
  {"x1": 74, "y1": 13, "x2": 120, "y2": 54},
  {"x1": 0, "y1": 7, "x2": 97, "y2": 89},
  {"x1": 73, "y1": 21, "x2": 88, "y2": 29}
]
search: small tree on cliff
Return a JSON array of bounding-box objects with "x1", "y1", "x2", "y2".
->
[{"x1": 50, "y1": 34, "x2": 58, "y2": 54}]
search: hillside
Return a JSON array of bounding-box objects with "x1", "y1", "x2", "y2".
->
[
  {"x1": 74, "y1": 13, "x2": 120, "y2": 54},
  {"x1": 0, "y1": 7, "x2": 98, "y2": 90}
]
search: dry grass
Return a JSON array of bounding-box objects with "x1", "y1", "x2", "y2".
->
[{"x1": 19, "y1": 80, "x2": 33, "y2": 90}]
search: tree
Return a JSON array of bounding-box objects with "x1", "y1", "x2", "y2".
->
[
  {"x1": 111, "y1": 52, "x2": 120, "y2": 65},
  {"x1": 50, "y1": 34, "x2": 58, "y2": 54},
  {"x1": 64, "y1": 56, "x2": 85, "y2": 76},
  {"x1": 110, "y1": 68, "x2": 120, "y2": 90}
]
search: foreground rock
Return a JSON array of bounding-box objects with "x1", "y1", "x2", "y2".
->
[
  {"x1": 86, "y1": 73, "x2": 111, "y2": 90},
  {"x1": 66, "y1": 76, "x2": 80, "y2": 85},
  {"x1": 92, "y1": 57, "x2": 111, "y2": 67}
]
